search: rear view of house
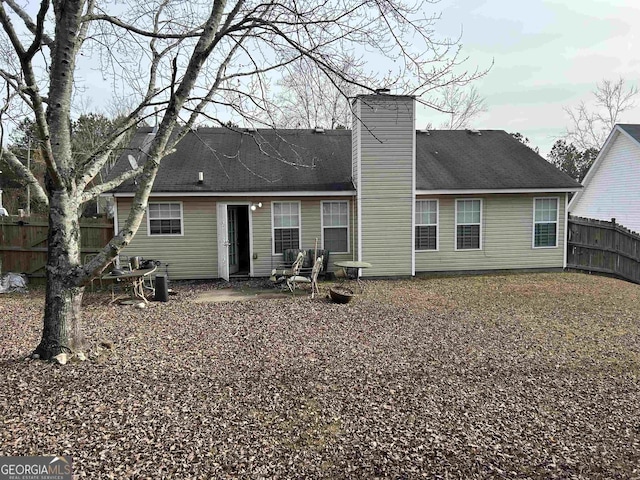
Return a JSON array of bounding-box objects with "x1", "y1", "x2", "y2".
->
[{"x1": 106, "y1": 93, "x2": 581, "y2": 280}]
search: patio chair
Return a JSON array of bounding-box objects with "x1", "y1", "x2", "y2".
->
[
  {"x1": 270, "y1": 250, "x2": 306, "y2": 283},
  {"x1": 286, "y1": 254, "x2": 324, "y2": 296},
  {"x1": 310, "y1": 255, "x2": 324, "y2": 299},
  {"x1": 284, "y1": 252, "x2": 309, "y2": 293}
]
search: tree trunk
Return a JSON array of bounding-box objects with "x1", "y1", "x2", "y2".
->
[{"x1": 33, "y1": 190, "x2": 86, "y2": 360}]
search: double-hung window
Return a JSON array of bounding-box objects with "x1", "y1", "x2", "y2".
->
[
  {"x1": 272, "y1": 201, "x2": 300, "y2": 254},
  {"x1": 148, "y1": 202, "x2": 183, "y2": 235},
  {"x1": 415, "y1": 200, "x2": 438, "y2": 250},
  {"x1": 455, "y1": 199, "x2": 482, "y2": 250},
  {"x1": 533, "y1": 198, "x2": 559, "y2": 248},
  {"x1": 322, "y1": 201, "x2": 349, "y2": 253}
]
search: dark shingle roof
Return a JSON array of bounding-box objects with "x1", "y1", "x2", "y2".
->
[
  {"x1": 617, "y1": 124, "x2": 640, "y2": 144},
  {"x1": 110, "y1": 128, "x2": 353, "y2": 193},
  {"x1": 109, "y1": 127, "x2": 580, "y2": 193},
  {"x1": 415, "y1": 130, "x2": 580, "y2": 190}
]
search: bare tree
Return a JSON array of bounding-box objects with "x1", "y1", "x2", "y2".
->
[
  {"x1": 437, "y1": 85, "x2": 487, "y2": 129},
  {"x1": 0, "y1": 0, "x2": 486, "y2": 362},
  {"x1": 274, "y1": 56, "x2": 362, "y2": 129},
  {"x1": 565, "y1": 78, "x2": 638, "y2": 150}
]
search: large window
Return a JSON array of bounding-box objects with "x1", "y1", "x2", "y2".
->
[
  {"x1": 148, "y1": 202, "x2": 183, "y2": 235},
  {"x1": 455, "y1": 199, "x2": 482, "y2": 250},
  {"x1": 322, "y1": 201, "x2": 349, "y2": 253},
  {"x1": 415, "y1": 200, "x2": 438, "y2": 250},
  {"x1": 272, "y1": 201, "x2": 300, "y2": 254},
  {"x1": 533, "y1": 198, "x2": 559, "y2": 248}
]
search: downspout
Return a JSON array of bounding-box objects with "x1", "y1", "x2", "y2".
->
[
  {"x1": 563, "y1": 193, "x2": 569, "y2": 269},
  {"x1": 411, "y1": 100, "x2": 416, "y2": 277}
]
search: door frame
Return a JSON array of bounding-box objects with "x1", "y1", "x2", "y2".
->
[{"x1": 216, "y1": 201, "x2": 254, "y2": 279}]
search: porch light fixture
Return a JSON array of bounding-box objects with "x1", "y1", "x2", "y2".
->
[{"x1": 250, "y1": 202, "x2": 263, "y2": 211}]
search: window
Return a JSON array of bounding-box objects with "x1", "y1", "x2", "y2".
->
[
  {"x1": 456, "y1": 199, "x2": 482, "y2": 250},
  {"x1": 415, "y1": 200, "x2": 438, "y2": 250},
  {"x1": 533, "y1": 198, "x2": 559, "y2": 248},
  {"x1": 272, "y1": 202, "x2": 300, "y2": 254},
  {"x1": 322, "y1": 201, "x2": 349, "y2": 253},
  {"x1": 148, "y1": 202, "x2": 182, "y2": 235}
]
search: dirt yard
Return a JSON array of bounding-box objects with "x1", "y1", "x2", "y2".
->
[{"x1": 0, "y1": 272, "x2": 639, "y2": 478}]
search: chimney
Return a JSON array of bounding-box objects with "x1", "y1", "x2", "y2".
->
[{"x1": 352, "y1": 93, "x2": 416, "y2": 277}]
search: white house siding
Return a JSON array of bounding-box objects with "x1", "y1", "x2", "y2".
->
[
  {"x1": 415, "y1": 194, "x2": 567, "y2": 272},
  {"x1": 570, "y1": 131, "x2": 640, "y2": 233},
  {"x1": 356, "y1": 95, "x2": 415, "y2": 277},
  {"x1": 116, "y1": 197, "x2": 217, "y2": 280}
]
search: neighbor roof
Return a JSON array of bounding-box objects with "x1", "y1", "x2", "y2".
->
[
  {"x1": 108, "y1": 127, "x2": 580, "y2": 193},
  {"x1": 617, "y1": 124, "x2": 640, "y2": 144}
]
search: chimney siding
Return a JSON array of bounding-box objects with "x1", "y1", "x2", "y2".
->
[{"x1": 353, "y1": 95, "x2": 415, "y2": 277}]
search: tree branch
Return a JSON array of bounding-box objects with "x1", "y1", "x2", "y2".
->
[
  {"x1": 83, "y1": 13, "x2": 204, "y2": 39},
  {"x1": 0, "y1": 147, "x2": 48, "y2": 206},
  {"x1": 4, "y1": 0, "x2": 54, "y2": 47},
  {"x1": 24, "y1": 0, "x2": 50, "y2": 60},
  {"x1": 80, "y1": 165, "x2": 144, "y2": 204}
]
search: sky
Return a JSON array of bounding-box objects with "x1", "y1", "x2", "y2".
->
[
  {"x1": 417, "y1": 0, "x2": 640, "y2": 155},
  {"x1": 10, "y1": 0, "x2": 640, "y2": 158}
]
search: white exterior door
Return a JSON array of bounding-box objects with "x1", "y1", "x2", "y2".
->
[{"x1": 216, "y1": 202, "x2": 230, "y2": 281}]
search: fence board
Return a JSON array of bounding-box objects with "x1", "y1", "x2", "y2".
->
[
  {"x1": 567, "y1": 215, "x2": 640, "y2": 285},
  {"x1": 0, "y1": 215, "x2": 114, "y2": 277}
]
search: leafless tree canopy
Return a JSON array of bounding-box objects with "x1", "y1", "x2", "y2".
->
[
  {"x1": 0, "y1": 0, "x2": 487, "y2": 360},
  {"x1": 273, "y1": 56, "x2": 363, "y2": 129},
  {"x1": 435, "y1": 85, "x2": 487, "y2": 130},
  {"x1": 564, "y1": 78, "x2": 638, "y2": 150}
]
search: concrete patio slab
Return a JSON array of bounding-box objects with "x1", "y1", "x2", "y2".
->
[{"x1": 193, "y1": 288, "x2": 301, "y2": 303}]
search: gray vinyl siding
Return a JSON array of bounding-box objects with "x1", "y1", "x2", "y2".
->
[
  {"x1": 415, "y1": 194, "x2": 566, "y2": 272},
  {"x1": 116, "y1": 197, "x2": 217, "y2": 280},
  {"x1": 356, "y1": 96, "x2": 414, "y2": 277}
]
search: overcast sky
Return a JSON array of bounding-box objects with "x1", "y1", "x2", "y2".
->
[
  {"x1": 20, "y1": 0, "x2": 639, "y2": 158},
  {"x1": 417, "y1": 0, "x2": 640, "y2": 155}
]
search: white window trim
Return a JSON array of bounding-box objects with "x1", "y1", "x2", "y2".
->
[
  {"x1": 321, "y1": 200, "x2": 350, "y2": 254},
  {"x1": 271, "y1": 200, "x2": 302, "y2": 255},
  {"x1": 532, "y1": 197, "x2": 560, "y2": 249},
  {"x1": 146, "y1": 201, "x2": 184, "y2": 237},
  {"x1": 415, "y1": 199, "x2": 439, "y2": 252},
  {"x1": 455, "y1": 198, "x2": 483, "y2": 251}
]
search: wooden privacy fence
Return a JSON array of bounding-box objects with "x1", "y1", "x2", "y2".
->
[
  {"x1": 567, "y1": 215, "x2": 640, "y2": 284},
  {"x1": 0, "y1": 215, "x2": 114, "y2": 277}
]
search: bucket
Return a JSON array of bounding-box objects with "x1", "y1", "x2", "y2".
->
[
  {"x1": 130, "y1": 256, "x2": 142, "y2": 270},
  {"x1": 155, "y1": 274, "x2": 169, "y2": 302}
]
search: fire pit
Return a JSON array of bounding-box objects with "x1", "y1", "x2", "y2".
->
[{"x1": 329, "y1": 285, "x2": 354, "y2": 304}]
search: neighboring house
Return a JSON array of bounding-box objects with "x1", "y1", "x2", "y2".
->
[
  {"x1": 569, "y1": 124, "x2": 640, "y2": 233},
  {"x1": 106, "y1": 94, "x2": 581, "y2": 280}
]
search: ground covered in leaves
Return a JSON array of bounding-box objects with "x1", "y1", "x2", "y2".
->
[{"x1": 1, "y1": 272, "x2": 639, "y2": 478}]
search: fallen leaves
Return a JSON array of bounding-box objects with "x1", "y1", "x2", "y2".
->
[{"x1": 0, "y1": 273, "x2": 638, "y2": 478}]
